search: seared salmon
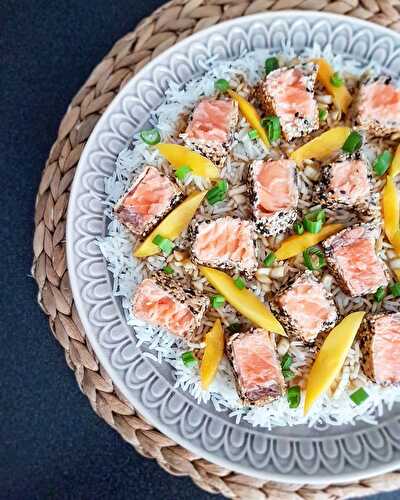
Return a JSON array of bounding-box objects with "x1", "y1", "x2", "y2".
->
[
  {"x1": 360, "y1": 312, "x2": 400, "y2": 385},
  {"x1": 132, "y1": 273, "x2": 209, "y2": 340},
  {"x1": 115, "y1": 166, "x2": 183, "y2": 238},
  {"x1": 255, "y1": 63, "x2": 319, "y2": 141},
  {"x1": 191, "y1": 216, "x2": 258, "y2": 275},
  {"x1": 323, "y1": 225, "x2": 388, "y2": 297},
  {"x1": 272, "y1": 270, "x2": 338, "y2": 343},
  {"x1": 227, "y1": 328, "x2": 285, "y2": 406},
  {"x1": 181, "y1": 98, "x2": 238, "y2": 167},
  {"x1": 250, "y1": 159, "x2": 298, "y2": 236}
]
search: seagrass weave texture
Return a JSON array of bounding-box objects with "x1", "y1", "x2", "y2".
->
[{"x1": 32, "y1": 1, "x2": 400, "y2": 498}]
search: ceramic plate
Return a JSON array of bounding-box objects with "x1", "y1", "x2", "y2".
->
[{"x1": 66, "y1": 11, "x2": 400, "y2": 483}]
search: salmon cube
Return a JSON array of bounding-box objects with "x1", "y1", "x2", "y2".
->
[
  {"x1": 227, "y1": 328, "x2": 285, "y2": 406},
  {"x1": 255, "y1": 63, "x2": 319, "y2": 141},
  {"x1": 322, "y1": 224, "x2": 388, "y2": 297},
  {"x1": 114, "y1": 166, "x2": 183, "y2": 238},
  {"x1": 181, "y1": 98, "x2": 238, "y2": 167},
  {"x1": 271, "y1": 271, "x2": 338, "y2": 344},
  {"x1": 249, "y1": 159, "x2": 298, "y2": 236},
  {"x1": 191, "y1": 216, "x2": 258, "y2": 276},
  {"x1": 132, "y1": 274, "x2": 209, "y2": 341},
  {"x1": 317, "y1": 154, "x2": 372, "y2": 213},
  {"x1": 356, "y1": 76, "x2": 400, "y2": 136},
  {"x1": 360, "y1": 312, "x2": 400, "y2": 385}
]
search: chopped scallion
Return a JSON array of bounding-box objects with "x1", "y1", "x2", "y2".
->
[
  {"x1": 350, "y1": 387, "x2": 369, "y2": 405},
  {"x1": 283, "y1": 370, "x2": 295, "y2": 381},
  {"x1": 248, "y1": 129, "x2": 259, "y2": 140},
  {"x1": 373, "y1": 150, "x2": 392, "y2": 176},
  {"x1": 152, "y1": 234, "x2": 174, "y2": 255},
  {"x1": 330, "y1": 72, "x2": 344, "y2": 87},
  {"x1": 342, "y1": 131, "x2": 362, "y2": 154},
  {"x1": 293, "y1": 221, "x2": 305, "y2": 235},
  {"x1": 319, "y1": 108, "x2": 328, "y2": 121},
  {"x1": 390, "y1": 282, "x2": 400, "y2": 297},
  {"x1": 265, "y1": 56, "x2": 279, "y2": 75},
  {"x1": 234, "y1": 277, "x2": 246, "y2": 290},
  {"x1": 175, "y1": 165, "x2": 192, "y2": 181},
  {"x1": 303, "y1": 209, "x2": 326, "y2": 234},
  {"x1": 211, "y1": 294, "x2": 225, "y2": 309},
  {"x1": 207, "y1": 180, "x2": 229, "y2": 205},
  {"x1": 163, "y1": 265, "x2": 174, "y2": 275},
  {"x1": 263, "y1": 252, "x2": 276, "y2": 267},
  {"x1": 215, "y1": 78, "x2": 230, "y2": 92},
  {"x1": 281, "y1": 353, "x2": 292, "y2": 371},
  {"x1": 303, "y1": 246, "x2": 326, "y2": 271},
  {"x1": 140, "y1": 128, "x2": 161, "y2": 145},
  {"x1": 261, "y1": 115, "x2": 281, "y2": 143},
  {"x1": 287, "y1": 385, "x2": 301, "y2": 409},
  {"x1": 182, "y1": 351, "x2": 197, "y2": 368},
  {"x1": 374, "y1": 286, "x2": 386, "y2": 303}
]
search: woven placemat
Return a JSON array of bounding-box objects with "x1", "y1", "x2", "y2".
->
[{"x1": 32, "y1": 1, "x2": 400, "y2": 498}]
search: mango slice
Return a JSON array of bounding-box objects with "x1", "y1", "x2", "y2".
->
[
  {"x1": 275, "y1": 224, "x2": 344, "y2": 261},
  {"x1": 134, "y1": 191, "x2": 207, "y2": 258},
  {"x1": 199, "y1": 266, "x2": 285, "y2": 335},
  {"x1": 304, "y1": 311, "x2": 366, "y2": 415},
  {"x1": 389, "y1": 144, "x2": 400, "y2": 178},
  {"x1": 200, "y1": 319, "x2": 224, "y2": 390},
  {"x1": 227, "y1": 90, "x2": 270, "y2": 147},
  {"x1": 290, "y1": 127, "x2": 351, "y2": 166},
  {"x1": 314, "y1": 58, "x2": 352, "y2": 113},
  {"x1": 156, "y1": 143, "x2": 219, "y2": 179},
  {"x1": 382, "y1": 175, "x2": 400, "y2": 244}
]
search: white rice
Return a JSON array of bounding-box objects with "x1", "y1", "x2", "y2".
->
[{"x1": 98, "y1": 44, "x2": 400, "y2": 428}]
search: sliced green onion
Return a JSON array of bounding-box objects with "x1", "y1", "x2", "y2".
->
[
  {"x1": 207, "y1": 180, "x2": 229, "y2": 205},
  {"x1": 163, "y1": 265, "x2": 174, "y2": 275},
  {"x1": 248, "y1": 129, "x2": 259, "y2": 140},
  {"x1": 211, "y1": 294, "x2": 225, "y2": 309},
  {"x1": 234, "y1": 277, "x2": 246, "y2": 290},
  {"x1": 342, "y1": 131, "x2": 362, "y2": 154},
  {"x1": 228, "y1": 323, "x2": 242, "y2": 334},
  {"x1": 303, "y1": 209, "x2": 326, "y2": 234},
  {"x1": 373, "y1": 150, "x2": 393, "y2": 176},
  {"x1": 281, "y1": 353, "x2": 292, "y2": 371},
  {"x1": 140, "y1": 128, "x2": 161, "y2": 145},
  {"x1": 265, "y1": 56, "x2": 279, "y2": 75},
  {"x1": 293, "y1": 221, "x2": 304, "y2": 235},
  {"x1": 350, "y1": 387, "x2": 369, "y2": 405},
  {"x1": 283, "y1": 369, "x2": 295, "y2": 381},
  {"x1": 303, "y1": 246, "x2": 326, "y2": 271},
  {"x1": 263, "y1": 252, "x2": 276, "y2": 267},
  {"x1": 330, "y1": 72, "x2": 344, "y2": 87},
  {"x1": 182, "y1": 351, "x2": 197, "y2": 368},
  {"x1": 390, "y1": 282, "x2": 400, "y2": 297},
  {"x1": 261, "y1": 115, "x2": 281, "y2": 143},
  {"x1": 374, "y1": 286, "x2": 386, "y2": 303},
  {"x1": 319, "y1": 108, "x2": 328, "y2": 121},
  {"x1": 152, "y1": 234, "x2": 174, "y2": 255},
  {"x1": 287, "y1": 385, "x2": 301, "y2": 409},
  {"x1": 175, "y1": 165, "x2": 192, "y2": 181},
  {"x1": 215, "y1": 78, "x2": 230, "y2": 92}
]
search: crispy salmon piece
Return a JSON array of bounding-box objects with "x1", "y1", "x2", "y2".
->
[
  {"x1": 132, "y1": 274, "x2": 209, "y2": 341},
  {"x1": 322, "y1": 224, "x2": 388, "y2": 297},
  {"x1": 255, "y1": 63, "x2": 319, "y2": 141},
  {"x1": 360, "y1": 312, "x2": 400, "y2": 385},
  {"x1": 115, "y1": 166, "x2": 183, "y2": 238},
  {"x1": 191, "y1": 216, "x2": 258, "y2": 276},
  {"x1": 356, "y1": 76, "x2": 400, "y2": 136},
  {"x1": 249, "y1": 159, "x2": 298, "y2": 236},
  {"x1": 227, "y1": 328, "x2": 285, "y2": 406},
  {"x1": 181, "y1": 98, "x2": 238, "y2": 167},
  {"x1": 271, "y1": 271, "x2": 338, "y2": 344}
]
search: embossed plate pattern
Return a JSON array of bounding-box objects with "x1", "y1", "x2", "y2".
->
[{"x1": 66, "y1": 12, "x2": 400, "y2": 483}]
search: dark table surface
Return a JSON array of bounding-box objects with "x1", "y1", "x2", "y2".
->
[{"x1": 0, "y1": 1, "x2": 398, "y2": 499}]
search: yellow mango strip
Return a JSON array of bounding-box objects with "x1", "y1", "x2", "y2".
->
[
  {"x1": 313, "y1": 58, "x2": 352, "y2": 113},
  {"x1": 304, "y1": 311, "x2": 366, "y2": 415},
  {"x1": 290, "y1": 127, "x2": 351, "y2": 166},
  {"x1": 227, "y1": 90, "x2": 270, "y2": 148},
  {"x1": 200, "y1": 319, "x2": 224, "y2": 390},
  {"x1": 389, "y1": 144, "x2": 400, "y2": 177},
  {"x1": 156, "y1": 143, "x2": 219, "y2": 179},
  {"x1": 382, "y1": 175, "x2": 400, "y2": 244},
  {"x1": 199, "y1": 266, "x2": 285, "y2": 336},
  {"x1": 134, "y1": 191, "x2": 207, "y2": 258},
  {"x1": 275, "y1": 224, "x2": 344, "y2": 261}
]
